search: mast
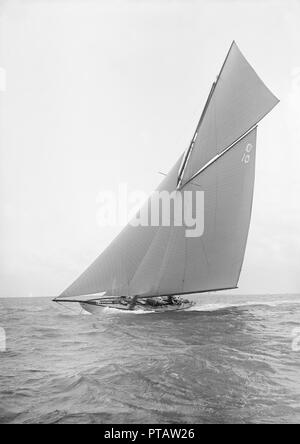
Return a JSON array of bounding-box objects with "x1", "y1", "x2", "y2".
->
[
  {"x1": 177, "y1": 41, "x2": 237, "y2": 189},
  {"x1": 176, "y1": 80, "x2": 216, "y2": 189},
  {"x1": 182, "y1": 125, "x2": 258, "y2": 188}
]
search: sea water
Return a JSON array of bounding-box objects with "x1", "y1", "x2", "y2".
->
[{"x1": 0, "y1": 294, "x2": 300, "y2": 424}]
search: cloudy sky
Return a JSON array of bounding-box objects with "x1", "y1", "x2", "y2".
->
[{"x1": 0, "y1": 0, "x2": 299, "y2": 297}]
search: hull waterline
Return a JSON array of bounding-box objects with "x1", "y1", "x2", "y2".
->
[{"x1": 80, "y1": 301, "x2": 195, "y2": 315}]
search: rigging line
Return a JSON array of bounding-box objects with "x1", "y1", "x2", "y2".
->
[
  {"x1": 214, "y1": 40, "x2": 236, "y2": 91},
  {"x1": 56, "y1": 286, "x2": 238, "y2": 302},
  {"x1": 177, "y1": 42, "x2": 236, "y2": 190},
  {"x1": 158, "y1": 170, "x2": 204, "y2": 187},
  {"x1": 179, "y1": 42, "x2": 279, "y2": 191},
  {"x1": 55, "y1": 300, "x2": 79, "y2": 315},
  {"x1": 136, "y1": 286, "x2": 239, "y2": 299},
  {"x1": 192, "y1": 41, "x2": 235, "y2": 136},
  {"x1": 174, "y1": 92, "x2": 207, "y2": 169},
  {"x1": 180, "y1": 124, "x2": 258, "y2": 189},
  {"x1": 177, "y1": 81, "x2": 217, "y2": 189},
  {"x1": 188, "y1": 181, "x2": 203, "y2": 188}
]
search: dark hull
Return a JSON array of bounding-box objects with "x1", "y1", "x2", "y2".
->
[{"x1": 80, "y1": 300, "x2": 195, "y2": 315}]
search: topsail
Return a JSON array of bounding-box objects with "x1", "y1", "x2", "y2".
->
[
  {"x1": 57, "y1": 42, "x2": 279, "y2": 301},
  {"x1": 179, "y1": 41, "x2": 279, "y2": 187}
]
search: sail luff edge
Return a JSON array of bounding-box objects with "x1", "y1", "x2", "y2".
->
[
  {"x1": 177, "y1": 81, "x2": 217, "y2": 189},
  {"x1": 180, "y1": 123, "x2": 260, "y2": 189}
]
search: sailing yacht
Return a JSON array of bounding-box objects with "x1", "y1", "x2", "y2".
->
[{"x1": 54, "y1": 42, "x2": 279, "y2": 314}]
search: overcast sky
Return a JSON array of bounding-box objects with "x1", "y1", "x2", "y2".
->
[{"x1": 0, "y1": 0, "x2": 299, "y2": 297}]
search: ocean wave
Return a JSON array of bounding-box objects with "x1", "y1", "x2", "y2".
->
[
  {"x1": 1, "y1": 296, "x2": 300, "y2": 424},
  {"x1": 189, "y1": 299, "x2": 300, "y2": 312}
]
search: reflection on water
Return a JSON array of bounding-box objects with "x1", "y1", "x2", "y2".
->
[{"x1": 0, "y1": 294, "x2": 300, "y2": 424}]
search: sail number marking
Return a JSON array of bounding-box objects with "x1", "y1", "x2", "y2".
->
[{"x1": 241, "y1": 143, "x2": 253, "y2": 164}]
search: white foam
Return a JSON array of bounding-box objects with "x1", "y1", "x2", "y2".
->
[
  {"x1": 103, "y1": 306, "x2": 155, "y2": 315},
  {"x1": 81, "y1": 310, "x2": 92, "y2": 315},
  {"x1": 80, "y1": 297, "x2": 300, "y2": 316},
  {"x1": 188, "y1": 299, "x2": 300, "y2": 312}
]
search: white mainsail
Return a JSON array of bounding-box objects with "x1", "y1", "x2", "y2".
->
[
  {"x1": 179, "y1": 41, "x2": 279, "y2": 187},
  {"x1": 57, "y1": 42, "x2": 278, "y2": 301}
]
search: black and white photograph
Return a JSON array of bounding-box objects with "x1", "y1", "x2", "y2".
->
[{"x1": 0, "y1": 0, "x2": 300, "y2": 427}]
